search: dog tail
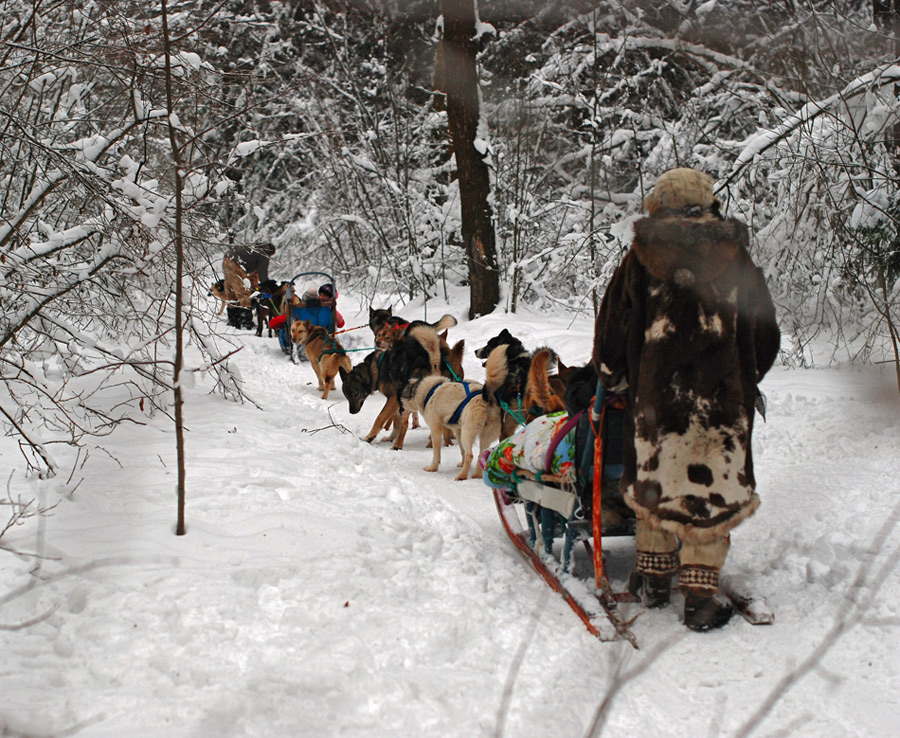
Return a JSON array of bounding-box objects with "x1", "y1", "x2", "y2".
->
[
  {"x1": 525, "y1": 347, "x2": 565, "y2": 420},
  {"x1": 429, "y1": 314, "x2": 458, "y2": 333},
  {"x1": 483, "y1": 344, "x2": 509, "y2": 406},
  {"x1": 408, "y1": 324, "x2": 442, "y2": 375}
]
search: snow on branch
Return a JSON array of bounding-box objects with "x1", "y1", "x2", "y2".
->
[{"x1": 721, "y1": 62, "x2": 900, "y2": 189}]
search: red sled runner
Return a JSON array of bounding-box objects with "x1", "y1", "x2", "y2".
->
[{"x1": 482, "y1": 383, "x2": 773, "y2": 648}]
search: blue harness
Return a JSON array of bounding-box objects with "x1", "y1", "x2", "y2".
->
[{"x1": 422, "y1": 380, "x2": 483, "y2": 425}]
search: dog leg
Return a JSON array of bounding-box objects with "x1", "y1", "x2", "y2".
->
[
  {"x1": 455, "y1": 424, "x2": 479, "y2": 481},
  {"x1": 424, "y1": 423, "x2": 443, "y2": 472},
  {"x1": 321, "y1": 359, "x2": 341, "y2": 400},
  {"x1": 308, "y1": 354, "x2": 325, "y2": 391},
  {"x1": 391, "y1": 409, "x2": 411, "y2": 450},
  {"x1": 472, "y1": 424, "x2": 498, "y2": 479},
  {"x1": 366, "y1": 397, "x2": 398, "y2": 443}
]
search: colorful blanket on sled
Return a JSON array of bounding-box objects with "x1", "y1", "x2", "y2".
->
[{"x1": 482, "y1": 411, "x2": 576, "y2": 492}]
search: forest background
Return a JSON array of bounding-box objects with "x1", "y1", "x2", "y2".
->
[{"x1": 1, "y1": 0, "x2": 900, "y2": 483}]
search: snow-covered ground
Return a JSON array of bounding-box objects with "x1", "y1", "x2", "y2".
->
[{"x1": 2, "y1": 290, "x2": 899, "y2": 737}]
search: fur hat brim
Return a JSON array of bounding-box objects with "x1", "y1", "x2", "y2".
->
[{"x1": 645, "y1": 168, "x2": 717, "y2": 215}]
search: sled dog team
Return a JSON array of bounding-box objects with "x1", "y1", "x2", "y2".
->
[{"x1": 219, "y1": 168, "x2": 781, "y2": 632}]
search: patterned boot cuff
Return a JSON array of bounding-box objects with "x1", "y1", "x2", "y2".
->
[
  {"x1": 679, "y1": 565, "x2": 719, "y2": 597},
  {"x1": 637, "y1": 551, "x2": 679, "y2": 577}
]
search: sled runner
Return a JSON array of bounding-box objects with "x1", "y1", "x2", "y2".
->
[
  {"x1": 276, "y1": 271, "x2": 339, "y2": 356},
  {"x1": 483, "y1": 382, "x2": 772, "y2": 647}
]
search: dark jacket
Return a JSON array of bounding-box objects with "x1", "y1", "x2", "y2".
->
[
  {"x1": 225, "y1": 242, "x2": 275, "y2": 283},
  {"x1": 592, "y1": 213, "x2": 780, "y2": 543}
]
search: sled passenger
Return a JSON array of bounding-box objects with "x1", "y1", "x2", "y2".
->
[
  {"x1": 223, "y1": 241, "x2": 277, "y2": 330},
  {"x1": 592, "y1": 168, "x2": 780, "y2": 631},
  {"x1": 317, "y1": 282, "x2": 345, "y2": 329}
]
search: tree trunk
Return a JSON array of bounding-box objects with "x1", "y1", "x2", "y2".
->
[
  {"x1": 440, "y1": 0, "x2": 500, "y2": 319},
  {"x1": 161, "y1": 0, "x2": 188, "y2": 536}
]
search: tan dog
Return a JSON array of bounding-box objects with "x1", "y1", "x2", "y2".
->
[
  {"x1": 290, "y1": 319, "x2": 351, "y2": 399},
  {"x1": 401, "y1": 344, "x2": 507, "y2": 480}
]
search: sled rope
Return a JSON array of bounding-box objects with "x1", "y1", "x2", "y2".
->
[
  {"x1": 443, "y1": 357, "x2": 461, "y2": 382},
  {"x1": 499, "y1": 394, "x2": 526, "y2": 427},
  {"x1": 332, "y1": 323, "x2": 367, "y2": 336},
  {"x1": 322, "y1": 345, "x2": 374, "y2": 354}
]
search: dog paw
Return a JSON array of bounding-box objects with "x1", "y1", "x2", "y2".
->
[{"x1": 424, "y1": 465, "x2": 438, "y2": 472}]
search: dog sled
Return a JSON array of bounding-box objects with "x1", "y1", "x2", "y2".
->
[
  {"x1": 482, "y1": 383, "x2": 773, "y2": 648},
  {"x1": 274, "y1": 271, "x2": 339, "y2": 356},
  {"x1": 483, "y1": 383, "x2": 640, "y2": 645}
]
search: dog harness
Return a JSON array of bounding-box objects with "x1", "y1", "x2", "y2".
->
[{"x1": 422, "y1": 380, "x2": 483, "y2": 425}]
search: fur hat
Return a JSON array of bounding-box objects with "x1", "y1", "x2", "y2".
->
[{"x1": 644, "y1": 168, "x2": 717, "y2": 216}]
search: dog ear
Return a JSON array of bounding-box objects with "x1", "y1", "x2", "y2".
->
[
  {"x1": 338, "y1": 366, "x2": 349, "y2": 381},
  {"x1": 499, "y1": 328, "x2": 513, "y2": 342}
]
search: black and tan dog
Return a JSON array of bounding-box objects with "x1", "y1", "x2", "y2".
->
[
  {"x1": 373, "y1": 325, "x2": 466, "y2": 441},
  {"x1": 474, "y1": 329, "x2": 534, "y2": 437},
  {"x1": 208, "y1": 279, "x2": 227, "y2": 315},
  {"x1": 339, "y1": 324, "x2": 443, "y2": 448},
  {"x1": 253, "y1": 279, "x2": 289, "y2": 337},
  {"x1": 290, "y1": 319, "x2": 351, "y2": 400},
  {"x1": 402, "y1": 344, "x2": 507, "y2": 480}
]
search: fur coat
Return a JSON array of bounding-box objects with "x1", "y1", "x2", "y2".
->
[
  {"x1": 592, "y1": 213, "x2": 780, "y2": 543},
  {"x1": 224, "y1": 242, "x2": 275, "y2": 284}
]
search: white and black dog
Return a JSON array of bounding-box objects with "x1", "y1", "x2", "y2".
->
[
  {"x1": 474, "y1": 329, "x2": 533, "y2": 437},
  {"x1": 402, "y1": 344, "x2": 507, "y2": 480}
]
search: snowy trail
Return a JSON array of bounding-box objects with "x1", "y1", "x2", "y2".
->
[{"x1": 2, "y1": 306, "x2": 900, "y2": 737}]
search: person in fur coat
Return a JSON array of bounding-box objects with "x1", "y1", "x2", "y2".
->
[
  {"x1": 222, "y1": 241, "x2": 276, "y2": 330},
  {"x1": 592, "y1": 168, "x2": 780, "y2": 631}
]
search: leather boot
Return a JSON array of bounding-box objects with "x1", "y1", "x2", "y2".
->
[
  {"x1": 240, "y1": 308, "x2": 254, "y2": 330},
  {"x1": 627, "y1": 568, "x2": 672, "y2": 609},
  {"x1": 683, "y1": 592, "x2": 734, "y2": 632}
]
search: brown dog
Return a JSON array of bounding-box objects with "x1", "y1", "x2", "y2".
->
[
  {"x1": 523, "y1": 347, "x2": 570, "y2": 423},
  {"x1": 290, "y1": 319, "x2": 351, "y2": 400}
]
